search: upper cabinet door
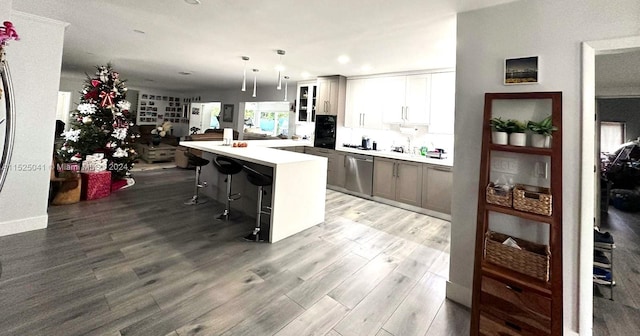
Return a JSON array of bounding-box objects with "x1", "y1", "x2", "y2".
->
[
  {"x1": 428, "y1": 72, "x2": 455, "y2": 134},
  {"x1": 345, "y1": 78, "x2": 366, "y2": 128},
  {"x1": 404, "y1": 74, "x2": 431, "y2": 125},
  {"x1": 380, "y1": 76, "x2": 406, "y2": 124},
  {"x1": 317, "y1": 76, "x2": 345, "y2": 116}
]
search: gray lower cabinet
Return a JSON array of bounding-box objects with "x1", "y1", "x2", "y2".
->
[
  {"x1": 422, "y1": 164, "x2": 452, "y2": 214},
  {"x1": 304, "y1": 147, "x2": 345, "y2": 188},
  {"x1": 328, "y1": 151, "x2": 346, "y2": 188},
  {"x1": 274, "y1": 146, "x2": 304, "y2": 152},
  {"x1": 373, "y1": 157, "x2": 423, "y2": 207}
]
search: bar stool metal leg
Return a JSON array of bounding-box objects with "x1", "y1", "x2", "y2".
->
[
  {"x1": 185, "y1": 165, "x2": 207, "y2": 205},
  {"x1": 184, "y1": 152, "x2": 209, "y2": 205},
  {"x1": 213, "y1": 156, "x2": 243, "y2": 221},
  {"x1": 243, "y1": 165, "x2": 273, "y2": 242}
]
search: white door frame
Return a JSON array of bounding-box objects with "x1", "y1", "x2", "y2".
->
[{"x1": 580, "y1": 35, "x2": 640, "y2": 334}]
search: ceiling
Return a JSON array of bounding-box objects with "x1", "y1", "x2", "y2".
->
[
  {"x1": 596, "y1": 48, "x2": 640, "y2": 94},
  {"x1": 14, "y1": 0, "x2": 521, "y2": 92}
]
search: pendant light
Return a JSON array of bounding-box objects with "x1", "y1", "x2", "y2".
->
[
  {"x1": 252, "y1": 69, "x2": 259, "y2": 98},
  {"x1": 241, "y1": 56, "x2": 250, "y2": 92},
  {"x1": 283, "y1": 76, "x2": 289, "y2": 101},
  {"x1": 276, "y1": 50, "x2": 285, "y2": 90}
]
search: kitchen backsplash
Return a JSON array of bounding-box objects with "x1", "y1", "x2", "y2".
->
[{"x1": 337, "y1": 125, "x2": 454, "y2": 155}]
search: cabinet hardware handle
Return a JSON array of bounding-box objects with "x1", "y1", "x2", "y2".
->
[
  {"x1": 392, "y1": 162, "x2": 396, "y2": 177},
  {"x1": 401, "y1": 106, "x2": 404, "y2": 120},
  {"x1": 405, "y1": 106, "x2": 409, "y2": 120},
  {"x1": 505, "y1": 285, "x2": 522, "y2": 293},
  {"x1": 362, "y1": 114, "x2": 365, "y2": 126},
  {"x1": 505, "y1": 321, "x2": 522, "y2": 331}
]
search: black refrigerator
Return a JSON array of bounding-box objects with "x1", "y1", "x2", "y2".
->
[{"x1": 314, "y1": 115, "x2": 337, "y2": 149}]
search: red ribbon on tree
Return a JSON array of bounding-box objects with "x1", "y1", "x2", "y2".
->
[
  {"x1": 99, "y1": 91, "x2": 115, "y2": 107},
  {"x1": 84, "y1": 90, "x2": 98, "y2": 101},
  {"x1": 91, "y1": 79, "x2": 101, "y2": 87}
]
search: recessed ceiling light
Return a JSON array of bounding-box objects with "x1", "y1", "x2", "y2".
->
[
  {"x1": 184, "y1": 0, "x2": 201, "y2": 4},
  {"x1": 133, "y1": 29, "x2": 145, "y2": 34},
  {"x1": 337, "y1": 55, "x2": 350, "y2": 64},
  {"x1": 179, "y1": 71, "x2": 192, "y2": 75}
]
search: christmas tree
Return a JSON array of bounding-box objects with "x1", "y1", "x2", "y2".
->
[{"x1": 58, "y1": 64, "x2": 137, "y2": 179}]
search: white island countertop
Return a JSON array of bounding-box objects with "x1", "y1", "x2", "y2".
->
[
  {"x1": 180, "y1": 139, "x2": 326, "y2": 243},
  {"x1": 180, "y1": 140, "x2": 316, "y2": 167}
]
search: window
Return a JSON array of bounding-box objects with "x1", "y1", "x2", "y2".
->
[
  {"x1": 600, "y1": 121, "x2": 626, "y2": 153},
  {"x1": 243, "y1": 102, "x2": 290, "y2": 136}
]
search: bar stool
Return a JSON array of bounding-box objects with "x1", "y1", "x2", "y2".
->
[
  {"x1": 184, "y1": 151, "x2": 210, "y2": 205},
  {"x1": 212, "y1": 156, "x2": 243, "y2": 220},
  {"x1": 243, "y1": 165, "x2": 273, "y2": 242}
]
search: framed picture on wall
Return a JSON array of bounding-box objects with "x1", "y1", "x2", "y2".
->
[
  {"x1": 504, "y1": 56, "x2": 539, "y2": 85},
  {"x1": 222, "y1": 104, "x2": 234, "y2": 122}
]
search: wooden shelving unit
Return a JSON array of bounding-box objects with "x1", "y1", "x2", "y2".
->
[{"x1": 471, "y1": 92, "x2": 563, "y2": 336}]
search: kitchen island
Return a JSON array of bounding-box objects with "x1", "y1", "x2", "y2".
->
[{"x1": 179, "y1": 140, "x2": 327, "y2": 243}]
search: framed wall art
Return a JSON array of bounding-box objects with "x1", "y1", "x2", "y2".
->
[
  {"x1": 504, "y1": 56, "x2": 539, "y2": 85},
  {"x1": 222, "y1": 104, "x2": 234, "y2": 122}
]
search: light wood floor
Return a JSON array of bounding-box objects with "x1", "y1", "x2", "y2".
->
[
  {"x1": 0, "y1": 167, "x2": 469, "y2": 336},
  {"x1": 593, "y1": 206, "x2": 640, "y2": 336}
]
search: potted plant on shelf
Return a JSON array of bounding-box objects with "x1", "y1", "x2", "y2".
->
[
  {"x1": 527, "y1": 116, "x2": 557, "y2": 148},
  {"x1": 506, "y1": 119, "x2": 527, "y2": 146},
  {"x1": 489, "y1": 117, "x2": 509, "y2": 145}
]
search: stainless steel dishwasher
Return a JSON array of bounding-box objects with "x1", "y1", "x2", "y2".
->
[{"x1": 344, "y1": 153, "x2": 373, "y2": 195}]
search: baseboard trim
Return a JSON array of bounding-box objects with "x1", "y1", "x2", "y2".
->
[
  {"x1": 446, "y1": 280, "x2": 472, "y2": 308},
  {"x1": 0, "y1": 215, "x2": 47, "y2": 237}
]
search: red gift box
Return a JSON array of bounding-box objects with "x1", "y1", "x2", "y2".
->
[{"x1": 81, "y1": 171, "x2": 111, "y2": 200}]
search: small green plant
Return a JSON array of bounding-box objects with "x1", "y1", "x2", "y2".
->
[
  {"x1": 505, "y1": 119, "x2": 527, "y2": 133},
  {"x1": 527, "y1": 115, "x2": 557, "y2": 136},
  {"x1": 489, "y1": 117, "x2": 509, "y2": 132}
]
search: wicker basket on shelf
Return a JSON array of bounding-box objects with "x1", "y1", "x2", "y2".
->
[
  {"x1": 513, "y1": 184, "x2": 552, "y2": 216},
  {"x1": 486, "y1": 182, "x2": 512, "y2": 207},
  {"x1": 484, "y1": 231, "x2": 550, "y2": 282}
]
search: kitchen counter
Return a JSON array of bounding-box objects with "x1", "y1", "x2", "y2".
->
[
  {"x1": 180, "y1": 139, "x2": 326, "y2": 243},
  {"x1": 181, "y1": 140, "x2": 314, "y2": 167},
  {"x1": 336, "y1": 146, "x2": 454, "y2": 167}
]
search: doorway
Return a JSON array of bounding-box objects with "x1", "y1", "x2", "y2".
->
[
  {"x1": 581, "y1": 36, "x2": 640, "y2": 334},
  {"x1": 56, "y1": 91, "x2": 71, "y2": 130},
  {"x1": 189, "y1": 102, "x2": 221, "y2": 134}
]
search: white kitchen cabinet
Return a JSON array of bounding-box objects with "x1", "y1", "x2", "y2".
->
[
  {"x1": 379, "y1": 76, "x2": 406, "y2": 124},
  {"x1": 345, "y1": 78, "x2": 385, "y2": 129},
  {"x1": 380, "y1": 74, "x2": 431, "y2": 125},
  {"x1": 404, "y1": 74, "x2": 431, "y2": 124},
  {"x1": 296, "y1": 81, "x2": 317, "y2": 123},
  {"x1": 421, "y1": 164, "x2": 452, "y2": 214},
  {"x1": 428, "y1": 71, "x2": 455, "y2": 134},
  {"x1": 317, "y1": 75, "x2": 346, "y2": 116},
  {"x1": 373, "y1": 157, "x2": 422, "y2": 207}
]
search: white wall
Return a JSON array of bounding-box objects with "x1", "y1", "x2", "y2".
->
[
  {"x1": 0, "y1": 11, "x2": 66, "y2": 236},
  {"x1": 450, "y1": 0, "x2": 640, "y2": 334},
  {"x1": 0, "y1": 0, "x2": 11, "y2": 18}
]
